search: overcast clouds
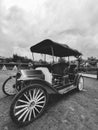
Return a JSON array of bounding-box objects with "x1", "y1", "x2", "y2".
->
[{"x1": 0, "y1": 0, "x2": 98, "y2": 58}]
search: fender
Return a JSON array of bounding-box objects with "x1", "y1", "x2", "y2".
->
[{"x1": 21, "y1": 78, "x2": 58, "y2": 94}]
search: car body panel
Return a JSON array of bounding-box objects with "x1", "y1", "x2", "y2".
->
[{"x1": 16, "y1": 69, "x2": 83, "y2": 95}]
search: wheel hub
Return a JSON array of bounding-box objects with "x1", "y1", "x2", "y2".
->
[
  {"x1": 31, "y1": 101, "x2": 35, "y2": 107},
  {"x1": 29, "y1": 101, "x2": 36, "y2": 109}
]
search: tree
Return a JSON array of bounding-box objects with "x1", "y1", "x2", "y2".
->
[
  {"x1": 12, "y1": 54, "x2": 32, "y2": 63},
  {"x1": 87, "y1": 57, "x2": 97, "y2": 66}
]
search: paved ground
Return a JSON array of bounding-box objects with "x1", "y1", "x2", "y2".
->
[{"x1": 0, "y1": 71, "x2": 98, "y2": 130}]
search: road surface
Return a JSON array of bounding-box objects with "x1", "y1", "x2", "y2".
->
[{"x1": 0, "y1": 71, "x2": 98, "y2": 130}]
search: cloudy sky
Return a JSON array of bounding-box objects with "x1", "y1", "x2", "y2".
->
[{"x1": 0, "y1": 0, "x2": 98, "y2": 59}]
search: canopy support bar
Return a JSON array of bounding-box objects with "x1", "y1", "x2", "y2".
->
[
  {"x1": 44, "y1": 54, "x2": 46, "y2": 62},
  {"x1": 32, "y1": 53, "x2": 34, "y2": 61},
  {"x1": 51, "y1": 46, "x2": 54, "y2": 63}
]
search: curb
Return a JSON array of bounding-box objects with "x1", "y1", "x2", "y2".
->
[{"x1": 81, "y1": 73, "x2": 97, "y2": 79}]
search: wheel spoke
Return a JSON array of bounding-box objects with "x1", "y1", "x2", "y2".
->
[
  {"x1": 33, "y1": 89, "x2": 36, "y2": 99},
  {"x1": 18, "y1": 99, "x2": 29, "y2": 104},
  {"x1": 37, "y1": 96, "x2": 45, "y2": 102},
  {"x1": 36, "y1": 100, "x2": 45, "y2": 105},
  {"x1": 29, "y1": 90, "x2": 32, "y2": 101},
  {"x1": 18, "y1": 109, "x2": 28, "y2": 121},
  {"x1": 23, "y1": 110, "x2": 30, "y2": 122},
  {"x1": 32, "y1": 108, "x2": 36, "y2": 118},
  {"x1": 5, "y1": 86, "x2": 16, "y2": 94},
  {"x1": 36, "y1": 104, "x2": 44, "y2": 108},
  {"x1": 36, "y1": 92, "x2": 43, "y2": 100},
  {"x1": 34, "y1": 89, "x2": 40, "y2": 99},
  {"x1": 34, "y1": 107, "x2": 40, "y2": 113},
  {"x1": 29, "y1": 109, "x2": 32, "y2": 121},
  {"x1": 15, "y1": 107, "x2": 28, "y2": 116},
  {"x1": 24, "y1": 94, "x2": 30, "y2": 102},
  {"x1": 15, "y1": 104, "x2": 28, "y2": 109}
]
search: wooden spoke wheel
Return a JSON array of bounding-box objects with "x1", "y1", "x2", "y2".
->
[
  {"x1": 2, "y1": 76, "x2": 17, "y2": 96},
  {"x1": 77, "y1": 76, "x2": 84, "y2": 91}
]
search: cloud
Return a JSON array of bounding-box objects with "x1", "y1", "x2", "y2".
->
[
  {"x1": 0, "y1": 0, "x2": 98, "y2": 58},
  {"x1": 47, "y1": 0, "x2": 98, "y2": 58}
]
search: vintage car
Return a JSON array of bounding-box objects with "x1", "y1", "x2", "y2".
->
[{"x1": 3, "y1": 39, "x2": 84, "y2": 126}]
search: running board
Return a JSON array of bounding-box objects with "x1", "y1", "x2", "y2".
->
[{"x1": 58, "y1": 85, "x2": 76, "y2": 94}]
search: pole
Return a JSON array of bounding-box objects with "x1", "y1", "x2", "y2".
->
[
  {"x1": 44, "y1": 54, "x2": 46, "y2": 62},
  {"x1": 51, "y1": 46, "x2": 54, "y2": 63},
  {"x1": 68, "y1": 57, "x2": 69, "y2": 64},
  {"x1": 32, "y1": 53, "x2": 34, "y2": 61},
  {"x1": 97, "y1": 63, "x2": 98, "y2": 80},
  {"x1": 97, "y1": 68, "x2": 98, "y2": 80}
]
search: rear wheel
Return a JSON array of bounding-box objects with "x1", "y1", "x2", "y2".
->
[
  {"x1": 77, "y1": 76, "x2": 84, "y2": 91},
  {"x1": 10, "y1": 84, "x2": 48, "y2": 126},
  {"x1": 2, "y1": 76, "x2": 17, "y2": 96}
]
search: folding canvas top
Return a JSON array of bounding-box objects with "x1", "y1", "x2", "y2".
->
[{"x1": 30, "y1": 39, "x2": 82, "y2": 57}]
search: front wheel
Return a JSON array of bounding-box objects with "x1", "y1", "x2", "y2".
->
[
  {"x1": 77, "y1": 76, "x2": 84, "y2": 91},
  {"x1": 10, "y1": 84, "x2": 48, "y2": 126}
]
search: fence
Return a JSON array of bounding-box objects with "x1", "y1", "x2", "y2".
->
[{"x1": 0, "y1": 63, "x2": 28, "y2": 70}]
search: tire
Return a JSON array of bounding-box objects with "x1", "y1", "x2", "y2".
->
[
  {"x1": 10, "y1": 84, "x2": 49, "y2": 126},
  {"x1": 2, "y1": 76, "x2": 17, "y2": 96},
  {"x1": 77, "y1": 76, "x2": 84, "y2": 91}
]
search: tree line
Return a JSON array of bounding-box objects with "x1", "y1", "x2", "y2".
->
[{"x1": 2, "y1": 54, "x2": 32, "y2": 63}]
